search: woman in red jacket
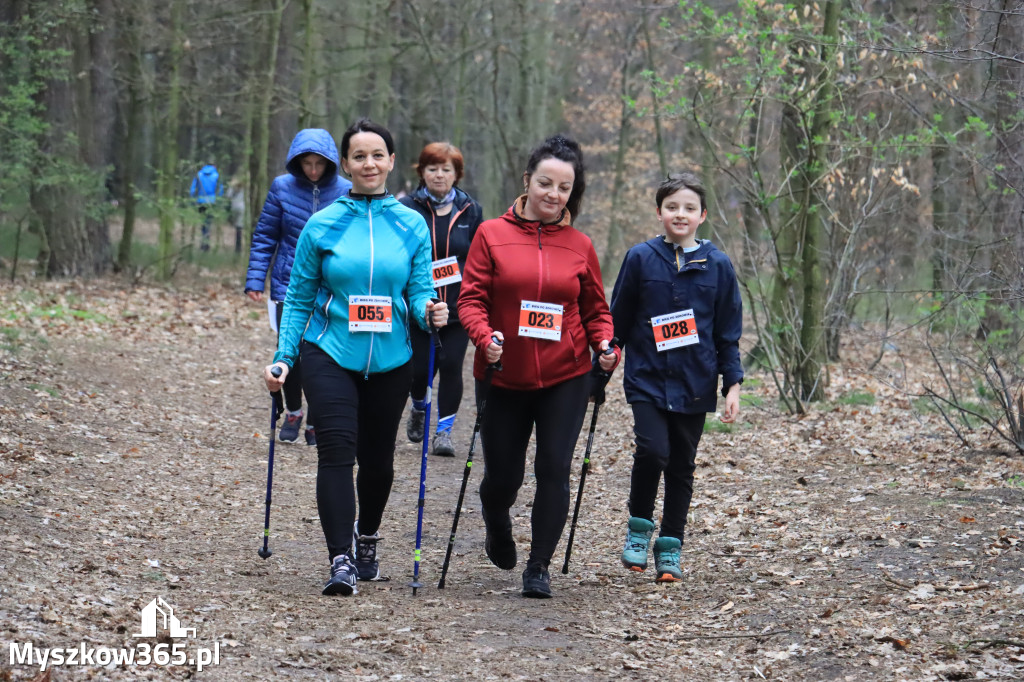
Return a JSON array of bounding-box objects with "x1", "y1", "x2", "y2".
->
[{"x1": 459, "y1": 134, "x2": 618, "y2": 598}]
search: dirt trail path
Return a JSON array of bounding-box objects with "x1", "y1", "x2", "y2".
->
[{"x1": 1, "y1": 280, "x2": 1023, "y2": 680}]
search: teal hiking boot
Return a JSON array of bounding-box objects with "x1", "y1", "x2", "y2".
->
[
  {"x1": 621, "y1": 517, "x2": 656, "y2": 571},
  {"x1": 653, "y1": 536, "x2": 683, "y2": 583}
]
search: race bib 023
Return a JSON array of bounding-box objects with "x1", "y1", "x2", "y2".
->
[
  {"x1": 349, "y1": 295, "x2": 393, "y2": 333},
  {"x1": 652, "y1": 309, "x2": 699, "y2": 351},
  {"x1": 518, "y1": 300, "x2": 563, "y2": 341}
]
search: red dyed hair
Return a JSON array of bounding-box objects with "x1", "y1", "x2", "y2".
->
[{"x1": 415, "y1": 142, "x2": 465, "y2": 184}]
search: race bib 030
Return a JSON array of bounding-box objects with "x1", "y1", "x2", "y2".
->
[{"x1": 431, "y1": 256, "x2": 462, "y2": 287}]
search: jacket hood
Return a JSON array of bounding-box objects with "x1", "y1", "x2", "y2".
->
[
  {"x1": 198, "y1": 165, "x2": 218, "y2": 176},
  {"x1": 285, "y1": 129, "x2": 340, "y2": 184},
  {"x1": 501, "y1": 194, "x2": 572, "y2": 232}
]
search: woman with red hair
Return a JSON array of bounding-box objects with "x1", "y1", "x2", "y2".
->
[{"x1": 400, "y1": 142, "x2": 484, "y2": 457}]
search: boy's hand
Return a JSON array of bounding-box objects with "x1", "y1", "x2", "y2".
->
[{"x1": 720, "y1": 383, "x2": 740, "y2": 423}]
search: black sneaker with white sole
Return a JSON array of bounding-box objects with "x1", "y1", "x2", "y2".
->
[{"x1": 323, "y1": 554, "x2": 358, "y2": 596}]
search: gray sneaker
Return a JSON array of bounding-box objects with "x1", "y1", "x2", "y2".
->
[
  {"x1": 323, "y1": 554, "x2": 358, "y2": 596},
  {"x1": 406, "y1": 407, "x2": 425, "y2": 443},
  {"x1": 431, "y1": 430, "x2": 455, "y2": 457},
  {"x1": 352, "y1": 523, "x2": 381, "y2": 581}
]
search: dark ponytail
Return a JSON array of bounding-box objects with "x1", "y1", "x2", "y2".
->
[{"x1": 524, "y1": 134, "x2": 586, "y2": 224}]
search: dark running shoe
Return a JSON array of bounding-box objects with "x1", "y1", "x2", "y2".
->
[
  {"x1": 522, "y1": 560, "x2": 552, "y2": 599},
  {"x1": 278, "y1": 413, "x2": 302, "y2": 443},
  {"x1": 323, "y1": 554, "x2": 358, "y2": 596},
  {"x1": 482, "y1": 507, "x2": 516, "y2": 570},
  {"x1": 431, "y1": 430, "x2": 455, "y2": 457},
  {"x1": 406, "y1": 406, "x2": 425, "y2": 443},
  {"x1": 352, "y1": 523, "x2": 381, "y2": 581},
  {"x1": 304, "y1": 427, "x2": 316, "y2": 447}
]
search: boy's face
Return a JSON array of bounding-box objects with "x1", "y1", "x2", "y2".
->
[
  {"x1": 301, "y1": 154, "x2": 328, "y2": 183},
  {"x1": 657, "y1": 187, "x2": 706, "y2": 248}
]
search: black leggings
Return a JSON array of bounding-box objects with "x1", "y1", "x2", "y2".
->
[
  {"x1": 409, "y1": 322, "x2": 470, "y2": 421},
  {"x1": 301, "y1": 343, "x2": 412, "y2": 561},
  {"x1": 628, "y1": 403, "x2": 705, "y2": 542},
  {"x1": 275, "y1": 302, "x2": 305, "y2": 416},
  {"x1": 477, "y1": 373, "x2": 590, "y2": 564}
]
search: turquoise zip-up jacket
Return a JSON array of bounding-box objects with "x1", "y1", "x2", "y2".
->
[{"x1": 273, "y1": 193, "x2": 437, "y2": 375}]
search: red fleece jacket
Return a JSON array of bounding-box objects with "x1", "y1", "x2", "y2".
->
[{"x1": 459, "y1": 197, "x2": 617, "y2": 390}]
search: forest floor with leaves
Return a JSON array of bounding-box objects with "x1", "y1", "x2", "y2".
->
[{"x1": 1, "y1": 276, "x2": 1023, "y2": 681}]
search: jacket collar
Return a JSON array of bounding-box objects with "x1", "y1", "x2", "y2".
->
[
  {"x1": 503, "y1": 195, "x2": 572, "y2": 232},
  {"x1": 337, "y1": 191, "x2": 398, "y2": 214},
  {"x1": 647, "y1": 237, "x2": 714, "y2": 268},
  {"x1": 410, "y1": 186, "x2": 473, "y2": 213}
]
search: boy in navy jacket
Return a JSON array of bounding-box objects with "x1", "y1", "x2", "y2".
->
[{"x1": 609, "y1": 172, "x2": 742, "y2": 582}]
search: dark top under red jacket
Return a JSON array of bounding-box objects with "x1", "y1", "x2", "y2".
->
[{"x1": 459, "y1": 196, "x2": 617, "y2": 390}]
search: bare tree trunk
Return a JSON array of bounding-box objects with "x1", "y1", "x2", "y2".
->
[
  {"x1": 603, "y1": 20, "x2": 641, "y2": 277},
  {"x1": 796, "y1": 1, "x2": 840, "y2": 398},
  {"x1": 30, "y1": 0, "x2": 112, "y2": 277},
  {"x1": 248, "y1": 0, "x2": 285, "y2": 247},
  {"x1": 156, "y1": 0, "x2": 184, "y2": 280},
  {"x1": 641, "y1": 11, "x2": 667, "y2": 178},
  {"x1": 117, "y1": 4, "x2": 146, "y2": 271},
  {"x1": 298, "y1": 0, "x2": 316, "y2": 129}
]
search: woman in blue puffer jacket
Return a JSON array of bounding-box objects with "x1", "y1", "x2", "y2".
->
[{"x1": 245, "y1": 128, "x2": 352, "y2": 445}]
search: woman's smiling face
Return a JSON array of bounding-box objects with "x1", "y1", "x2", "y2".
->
[
  {"x1": 341, "y1": 132, "x2": 395, "y2": 194},
  {"x1": 522, "y1": 158, "x2": 575, "y2": 224}
]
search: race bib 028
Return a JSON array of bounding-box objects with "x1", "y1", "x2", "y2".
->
[{"x1": 652, "y1": 309, "x2": 699, "y2": 351}]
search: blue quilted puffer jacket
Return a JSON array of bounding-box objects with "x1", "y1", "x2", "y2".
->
[{"x1": 244, "y1": 129, "x2": 352, "y2": 301}]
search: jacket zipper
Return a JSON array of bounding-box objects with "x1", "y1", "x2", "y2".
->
[
  {"x1": 535, "y1": 226, "x2": 544, "y2": 383},
  {"x1": 364, "y1": 200, "x2": 375, "y2": 379},
  {"x1": 316, "y1": 294, "x2": 333, "y2": 341},
  {"x1": 434, "y1": 203, "x2": 470, "y2": 307},
  {"x1": 312, "y1": 185, "x2": 320, "y2": 213}
]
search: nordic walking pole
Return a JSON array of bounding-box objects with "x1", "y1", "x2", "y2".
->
[
  {"x1": 437, "y1": 336, "x2": 502, "y2": 589},
  {"x1": 562, "y1": 337, "x2": 619, "y2": 574},
  {"x1": 411, "y1": 299, "x2": 444, "y2": 595},
  {"x1": 258, "y1": 365, "x2": 284, "y2": 559}
]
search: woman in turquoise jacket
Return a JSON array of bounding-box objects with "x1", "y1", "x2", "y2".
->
[{"x1": 264, "y1": 118, "x2": 449, "y2": 597}]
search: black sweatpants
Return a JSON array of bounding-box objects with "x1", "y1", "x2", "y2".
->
[
  {"x1": 409, "y1": 322, "x2": 470, "y2": 422},
  {"x1": 301, "y1": 343, "x2": 412, "y2": 561},
  {"x1": 477, "y1": 373, "x2": 590, "y2": 564},
  {"x1": 628, "y1": 402, "x2": 705, "y2": 542},
  {"x1": 275, "y1": 301, "x2": 306, "y2": 416}
]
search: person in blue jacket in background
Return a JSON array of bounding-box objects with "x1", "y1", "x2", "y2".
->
[
  {"x1": 264, "y1": 118, "x2": 448, "y2": 597},
  {"x1": 610, "y1": 171, "x2": 743, "y2": 584},
  {"x1": 190, "y1": 163, "x2": 224, "y2": 251},
  {"x1": 246, "y1": 129, "x2": 352, "y2": 445}
]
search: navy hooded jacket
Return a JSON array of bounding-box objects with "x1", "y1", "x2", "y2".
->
[
  {"x1": 245, "y1": 129, "x2": 352, "y2": 301},
  {"x1": 610, "y1": 237, "x2": 743, "y2": 414}
]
